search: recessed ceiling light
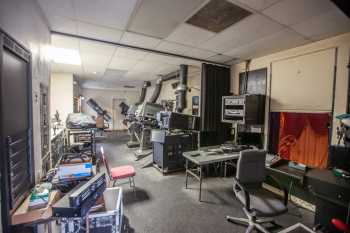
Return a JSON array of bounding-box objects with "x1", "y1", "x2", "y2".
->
[
  {"x1": 93, "y1": 71, "x2": 97, "y2": 74},
  {"x1": 48, "y1": 46, "x2": 81, "y2": 65}
]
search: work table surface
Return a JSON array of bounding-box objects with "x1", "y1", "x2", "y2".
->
[
  {"x1": 183, "y1": 146, "x2": 240, "y2": 165},
  {"x1": 306, "y1": 169, "x2": 350, "y2": 190}
]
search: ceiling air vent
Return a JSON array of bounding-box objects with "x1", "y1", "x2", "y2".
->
[
  {"x1": 123, "y1": 85, "x2": 135, "y2": 89},
  {"x1": 186, "y1": 0, "x2": 252, "y2": 33}
]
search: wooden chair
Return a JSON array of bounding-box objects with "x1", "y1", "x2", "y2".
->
[{"x1": 100, "y1": 146, "x2": 136, "y2": 193}]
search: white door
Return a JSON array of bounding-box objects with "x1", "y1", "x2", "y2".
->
[{"x1": 112, "y1": 98, "x2": 126, "y2": 130}]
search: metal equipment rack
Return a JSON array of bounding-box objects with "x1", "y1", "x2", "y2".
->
[{"x1": 66, "y1": 128, "x2": 96, "y2": 163}]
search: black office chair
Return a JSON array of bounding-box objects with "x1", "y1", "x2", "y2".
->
[{"x1": 226, "y1": 150, "x2": 288, "y2": 233}]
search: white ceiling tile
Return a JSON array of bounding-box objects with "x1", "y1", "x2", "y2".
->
[
  {"x1": 156, "y1": 41, "x2": 191, "y2": 55},
  {"x1": 80, "y1": 52, "x2": 113, "y2": 68},
  {"x1": 182, "y1": 47, "x2": 216, "y2": 59},
  {"x1": 125, "y1": 70, "x2": 158, "y2": 81},
  {"x1": 77, "y1": 22, "x2": 124, "y2": 43},
  {"x1": 114, "y1": 47, "x2": 149, "y2": 60},
  {"x1": 51, "y1": 34, "x2": 79, "y2": 50},
  {"x1": 234, "y1": 0, "x2": 280, "y2": 11},
  {"x1": 51, "y1": 63, "x2": 82, "y2": 74},
  {"x1": 103, "y1": 68, "x2": 128, "y2": 79},
  {"x1": 225, "y1": 58, "x2": 242, "y2": 65},
  {"x1": 80, "y1": 80, "x2": 107, "y2": 89},
  {"x1": 120, "y1": 32, "x2": 161, "y2": 49},
  {"x1": 224, "y1": 29, "x2": 309, "y2": 59},
  {"x1": 132, "y1": 60, "x2": 161, "y2": 73},
  {"x1": 199, "y1": 14, "x2": 284, "y2": 53},
  {"x1": 291, "y1": 9, "x2": 350, "y2": 40},
  {"x1": 155, "y1": 64, "x2": 179, "y2": 75},
  {"x1": 128, "y1": 0, "x2": 207, "y2": 38},
  {"x1": 47, "y1": 16, "x2": 77, "y2": 34},
  {"x1": 181, "y1": 59, "x2": 202, "y2": 67},
  {"x1": 144, "y1": 53, "x2": 184, "y2": 65},
  {"x1": 82, "y1": 65, "x2": 106, "y2": 76},
  {"x1": 207, "y1": 54, "x2": 234, "y2": 63},
  {"x1": 109, "y1": 57, "x2": 139, "y2": 70},
  {"x1": 74, "y1": 0, "x2": 138, "y2": 30},
  {"x1": 37, "y1": 0, "x2": 75, "y2": 18},
  {"x1": 166, "y1": 23, "x2": 216, "y2": 46},
  {"x1": 79, "y1": 39, "x2": 116, "y2": 56},
  {"x1": 262, "y1": 0, "x2": 336, "y2": 26}
]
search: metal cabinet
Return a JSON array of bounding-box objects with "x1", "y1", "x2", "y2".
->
[{"x1": 152, "y1": 130, "x2": 197, "y2": 173}]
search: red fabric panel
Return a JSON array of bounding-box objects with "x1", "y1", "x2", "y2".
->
[{"x1": 278, "y1": 112, "x2": 330, "y2": 168}]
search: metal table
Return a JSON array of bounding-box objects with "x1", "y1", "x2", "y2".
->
[{"x1": 183, "y1": 146, "x2": 240, "y2": 201}]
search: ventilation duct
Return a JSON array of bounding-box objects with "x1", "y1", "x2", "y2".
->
[
  {"x1": 135, "y1": 81, "x2": 151, "y2": 105},
  {"x1": 175, "y1": 64, "x2": 188, "y2": 113},
  {"x1": 148, "y1": 71, "x2": 180, "y2": 104},
  {"x1": 149, "y1": 78, "x2": 162, "y2": 103}
]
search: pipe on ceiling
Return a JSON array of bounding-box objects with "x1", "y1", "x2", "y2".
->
[
  {"x1": 51, "y1": 31, "x2": 231, "y2": 68},
  {"x1": 149, "y1": 78, "x2": 163, "y2": 104},
  {"x1": 135, "y1": 81, "x2": 151, "y2": 105},
  {"x1": 149, "y1": 70, "x2": 181, "y2": 104},
  {"x1": 175, "y1": 64, "x2": 188, "y2": 113}
]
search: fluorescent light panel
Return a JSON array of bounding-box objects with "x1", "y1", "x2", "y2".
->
[{"x1": 49, "y1": 46, "x2": 81, "y2": 65}]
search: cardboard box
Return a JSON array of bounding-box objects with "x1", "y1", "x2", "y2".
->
[
  {"x1": 58, "y1": 162, "x2": 92, "y2": 181},
  {"x1": 11, "y1": 191, "x2": 61, "y2": 225}
]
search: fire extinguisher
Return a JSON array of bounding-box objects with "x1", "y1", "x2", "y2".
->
[{"x1": 332, "y1": 219, "x2": 350, "y2": 233}]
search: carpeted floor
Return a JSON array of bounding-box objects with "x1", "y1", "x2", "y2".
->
[{"x1": 99, "y1": 131, "x2": 314, "y2": 233}]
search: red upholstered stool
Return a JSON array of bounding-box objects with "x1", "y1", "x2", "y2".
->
[
  {"x1": 100, "y1": 146, "x2": 136, "y2": 192},
  {"x1": 110, "y1": 165, "x2": 136, "y2": 179}
]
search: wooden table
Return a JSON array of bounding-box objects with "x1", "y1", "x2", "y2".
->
[{"x1": 11, "y1": 190, "x2": 61, "y2": 232}]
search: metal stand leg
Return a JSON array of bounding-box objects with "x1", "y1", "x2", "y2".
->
[
  {"x1": 47, "y1": 222, "x2": 52, "y2": 233},
  {"x1": 199, "y1": 165, "x2": 202, "y2": 202},
  {"x1": 224, "y1": 162, "x2": 227, "y2": 177},
  {"x1": 185, "y1": 159, "x2": 189, "y2": 189},
  {"x1": 131, "y1": 176, "x2": 136, "y2": 196}
]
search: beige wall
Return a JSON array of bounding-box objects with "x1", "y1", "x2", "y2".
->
[
  {"x1": 231, "y1": 32, "x2": 350, "y2": 147},
  {"x1": 50, "y1": 73, "x2": 74, "y2": 122},
  {"x1": 81, "y1": 88, "x2": 140, "y2": 130},
  {"x1": 186, "y1": 66, "x2": 201, "y2": 115},
  {"x1": 0, "y1": 0, "x2": 51, "y2": 182},
  {"x1": 157, "y1": 65, "x2": 201, "y2": 115},
  {"x1": 270, "y1": 48, "x2": 335, "y2": 112}
]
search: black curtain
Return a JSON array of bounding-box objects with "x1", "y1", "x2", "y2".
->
[
  {"x1": 200, "y1": 63, "x2": 231, "y2": 146},
  {"x1": 347, "y1": 53, "x2": 350, "y2": 113},
  {"x1": 268, "y1": 112, "x2": 280, "y2": 154}
]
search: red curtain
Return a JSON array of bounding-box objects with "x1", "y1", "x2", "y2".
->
[{"x1": 278, "y1": 112, "x2": 330, "y2": 168}]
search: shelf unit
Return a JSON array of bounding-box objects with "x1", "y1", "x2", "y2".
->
[
  {"x1": 66, "y1": 128, "x2": 96, "y2": 162},
  {"x1": 222, "y1": 94, "x2": 265, "y2": 125}
]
